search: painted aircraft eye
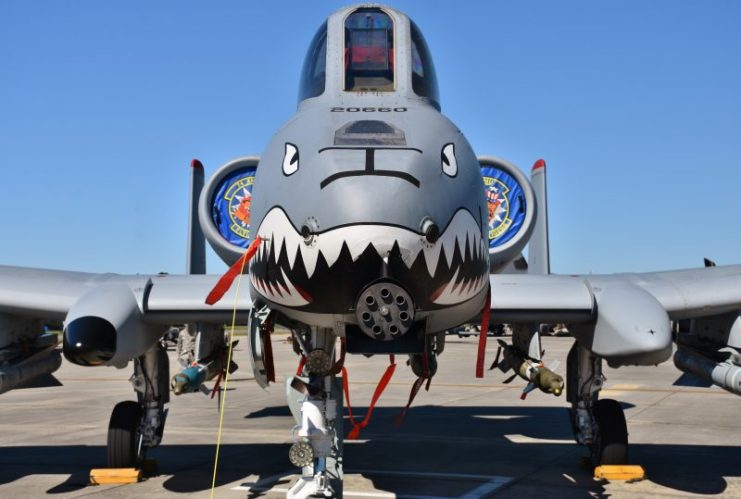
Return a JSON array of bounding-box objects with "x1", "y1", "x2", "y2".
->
[
  {"x1": 441, "y1": 143, "x2": 457, "y2": 177},
  {"x1": 283, "y1": 143, "x2": 299, "y2": 175}
]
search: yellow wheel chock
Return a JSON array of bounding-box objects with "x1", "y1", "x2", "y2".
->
[{"x1": 594, "y1": 465, "x2": 646, "y2": 481}]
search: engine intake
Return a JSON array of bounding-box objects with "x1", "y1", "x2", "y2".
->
[
  {"x1": 63, "y1": 316, "x2": 116, "y2": 366},
  {"x1": 478, "y1": 157, "x2": 537, "y2": 272},
  {"x1": 63, "y1": 280, "x2": 164, "y2": 368},
  {"x1": 199, "y1": 156, "x2": 260, "y2": 266}
]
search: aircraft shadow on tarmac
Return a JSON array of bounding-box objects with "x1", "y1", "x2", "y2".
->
[{"x1": 0, "y1": 404, "x2": 737, "y2": 497}]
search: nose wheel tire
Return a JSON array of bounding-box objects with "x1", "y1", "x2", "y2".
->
[
  {"x1": 592, "y1": 398, "x2": 628, "y2": 466},
  {"x1": 107, "y1": 401, "x2": 142, "y2": 468}
]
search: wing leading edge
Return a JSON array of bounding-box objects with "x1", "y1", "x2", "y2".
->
[
  {"x1": 0, "y1": 265, "x2": 253, "y2": 324},
  {"x1": 489, "y1": 264, "x2": 741, "y2": 323},
  {"x1": 489, "y1": 265, "x2": 741, "y2": 368}
]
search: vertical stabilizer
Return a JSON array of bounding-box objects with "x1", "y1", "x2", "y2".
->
[
  {"x1": 187, "y1": 159, "x2": 206, "y2": 274},
  {"x1": 528, "y1": 159, "x2": 550, "y2": 275}
]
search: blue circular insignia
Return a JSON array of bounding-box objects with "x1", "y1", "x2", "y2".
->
[
  {"x1": 211, "y1": 167, "x2": 257, "y2": 248},
  {"x1": 480, "y1": 165, "x2": 527, "y2": 249}
]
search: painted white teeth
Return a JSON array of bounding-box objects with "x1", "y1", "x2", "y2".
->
[
  {"x1": 255, "y1": 208, "x2": 487, "y2": 306},
  {"x1": 273, "y1": 233, "x2": 284, "y2": 264},
  {"x1": 441, "y1": 232, "x2": 454, "y2": 269},
  {"x1": 285, "y1": 231, "x2": 300, "y2": 270},
  {"x1": 265, "y1": 280, "x2": 278, "y2": 298},
  {"x1": 249, "y1": 266, "x2": 310, "y2": 307},
  {"x1": 320, "y1": 235, "x2": 344, "y2": 269},
  {"x1": 455, "y1": 233, "x2": 466, "y2": 262},
  {"x1": 432, "y1": 269, "x2": 487, "y2": 305},
  {"x1": 299, "y1": 244, "x2": 319, "y2": 278},
  {"x1": 279, "y1": 268, "x2": 310, "y2": 306},
  {"x1": 464, "y1": 277, "x2": 474, "y2": 296},
  {"x1": 448, "y1": 268, "x2": 461, "y2": 293},
  {"x1": 348, "y1": 241, "x2": 368, "y2": 262},
  {"x1": 422, "y1": 242, "x2": 442, "y2": 277}
]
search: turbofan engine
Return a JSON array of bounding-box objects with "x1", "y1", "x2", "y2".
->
[
  {"x1": 63, "y1": 279, "x2": 166, "y2": 368},
  {"x1": 199, "y1": 156, "x2": 260, "y2": 266},
  {"x1": 478, "y1": 156, "x2": 537, "y2": 272}
]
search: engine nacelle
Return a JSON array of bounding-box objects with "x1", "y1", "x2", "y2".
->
[
  {"x1": 199, "y1": 156, "x2": 259, "y2": 266},
  {"x1": 63, "y1": 280, "x2": 165, "y2": 368},
  {"x1": 478, "y1": 157, "x2": 537, "y2": 272}
]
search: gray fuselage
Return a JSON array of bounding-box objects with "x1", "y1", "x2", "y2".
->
[{"x1": 247, "y1": 5, "x2": 490, "y2": 334}]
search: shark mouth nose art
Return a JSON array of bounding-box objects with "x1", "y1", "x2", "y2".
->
[{"x1": 249, "y1": 208, "x2": 489, "y2": 312}]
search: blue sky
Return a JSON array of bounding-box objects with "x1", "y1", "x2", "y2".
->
[{"x1": 1, "y1": 1, "x2": 739, "y2": 275}]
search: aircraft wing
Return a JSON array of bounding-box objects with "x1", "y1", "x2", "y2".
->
[
  {"x1": 489, "y1": 264, "x2": 741, "y2": 323},
  {"x1": 0, "y1": 265, "x2": 252, "y2": 324}
]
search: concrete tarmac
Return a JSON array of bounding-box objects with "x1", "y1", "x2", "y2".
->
[{"x1": 1, "y1": 334, "x2": 740, "y2": 498}]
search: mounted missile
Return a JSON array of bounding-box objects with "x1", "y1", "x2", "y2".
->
[
  {"x1": 0, "y1": 332, "x2": 61, "y2": 395},
  {"x1": 170, "y1": 338, "x2": 238, "y2": 395},
  {"x1": 170, "y1": 365, "x2": 207, "y2": 395},
  {"x1": 674, "y1": 347, "x2": 741, "y2": 396},
  {"x1": 494, "y1": 339, "x2": 563, "y2": 396}
]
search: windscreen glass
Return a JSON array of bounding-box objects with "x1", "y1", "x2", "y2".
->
[
  {"x1": 410, "y1": 20, "x2": 440, "y2": 108},
  {"x1": 345, "y1": 9, "x2": 394, "y2": 92}
]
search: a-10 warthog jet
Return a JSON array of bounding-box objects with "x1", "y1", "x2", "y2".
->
[{"x1": 1, "y1": 4, "x2": 740, "y2": 498}]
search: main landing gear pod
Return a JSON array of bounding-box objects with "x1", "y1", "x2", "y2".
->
[
  {"x1": 198, "y1": 156, "x2": 260, "y2": 266},
  {"x1": 478, "y1": 157, "x2": 537, "y2": 272}
]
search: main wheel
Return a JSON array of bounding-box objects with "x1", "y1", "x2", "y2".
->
[
  {"x1": 107, "y1": 401, "x2": 142, "y2": 468},
  {"x1": 592, "y1": 398, "x2": 628, "y2": 465}
]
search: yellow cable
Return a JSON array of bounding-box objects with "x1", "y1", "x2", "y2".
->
[{"x1": 210, "y1": 253, "x2": 249, "y2": 498}]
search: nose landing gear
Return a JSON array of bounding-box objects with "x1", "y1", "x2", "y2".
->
[{"x1": 286, "y1": 327, "x2": 344, "y2": 499}]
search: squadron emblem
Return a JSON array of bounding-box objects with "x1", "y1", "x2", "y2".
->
[
  {"x1": 224, "y1": 177, "x2": 254, "y2": 239},
  {"x1": 484, "y1": 177, "x2": 512, "y2": 241},
  {"x1": 211, "y1": 167, "x2": 257, "y2": 247},
  {"x1": 480, "y1": 164, "x2": 526, "y2": 249}
]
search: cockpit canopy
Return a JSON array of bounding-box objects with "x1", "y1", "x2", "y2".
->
[
  {"x1": 298, "y1": 6, "x2": 440, "y2": 109},
  {"x1": 344, "y1": 8, "x2": 395, "y2": 92},
  {"x1": 299, "y1": 21, "x2": 328, "y2": 102}
]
